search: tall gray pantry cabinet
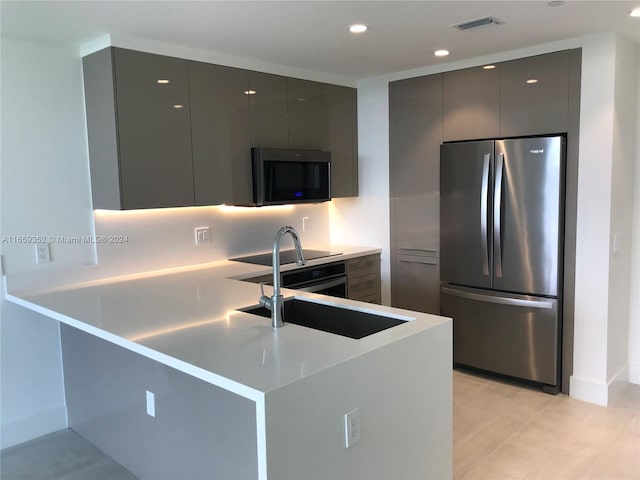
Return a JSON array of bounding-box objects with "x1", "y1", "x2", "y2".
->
[{"x1": 389, "y1": 74, "x2": 442, "y2": 314}]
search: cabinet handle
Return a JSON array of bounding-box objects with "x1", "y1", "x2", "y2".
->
[
  {"x1": 400, "y1": 247, "x2": 438, "y2": 255},
  {"x1": 399, "y1": 258, "x2": 437, "y2": 265}
]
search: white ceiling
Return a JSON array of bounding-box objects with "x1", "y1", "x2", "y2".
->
[{"x1": 2, "y1": 1, "x2": 639, "y2": 80}]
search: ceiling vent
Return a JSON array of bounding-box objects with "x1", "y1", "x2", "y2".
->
[{"x1": 452, "y1": 16, "x2": 505, "y2": 31}]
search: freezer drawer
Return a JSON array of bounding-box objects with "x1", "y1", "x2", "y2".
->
[{"x1": 441, "y1": 285, "x2": 560, "y2": 386}]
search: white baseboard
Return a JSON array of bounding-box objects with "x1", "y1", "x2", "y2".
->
[
  {"x1": 1, "y1": 405, "x2": 67, "y2": 450},
  {"x1": 570, "y1": 365, "x2": 630, "y2": 406},
  {"x1": 629, "y1": 362, "x2": 639, "y2": 385}
]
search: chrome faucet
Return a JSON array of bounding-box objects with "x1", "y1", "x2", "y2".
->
[{"x1": 259, "y1": 226, "x2": 306, "y2": 328}]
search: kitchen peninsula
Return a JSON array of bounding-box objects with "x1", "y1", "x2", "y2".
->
[{"x1": 5, "y1": 248, "x2": 452, "y2": 480}]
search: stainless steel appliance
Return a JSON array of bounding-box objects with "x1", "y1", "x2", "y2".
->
[
  {"x1": 251, "y1": 148, "x2": 331, "y2": 206},
  {"x1": 440, "y1": 136, "x2": 565, "y2": 392},
  {"x1": 230, "y1": 250, "x2": 347, "y2": 298}
]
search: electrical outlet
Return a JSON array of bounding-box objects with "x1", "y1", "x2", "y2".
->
[
  {"x1": 195, "y1": 227, "x2": 210, "y2": 245},
  {"x1": 146, "y1": 390, "x2": 156, "y2": 417},
  {"x1": 35, "y1": 243, "x2": 51, "y2": 264},
  {"x1": 302, "y1": 217, "x2": 310, "y2": 232},
  {"x1": 344, "y1": 408, "x2": 361, "y2": 448}
]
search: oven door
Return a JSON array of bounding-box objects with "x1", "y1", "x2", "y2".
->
[{"x1": 294, "y1": 276, "x2": 347, "y2": 298}]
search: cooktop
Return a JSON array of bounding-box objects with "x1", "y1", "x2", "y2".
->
[{"x1": 229, "y1": 249, "x2": 341, "y2": 267}]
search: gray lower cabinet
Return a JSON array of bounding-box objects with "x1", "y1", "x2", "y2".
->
[
  {"x1": 394, "y1": 255, "x2": 440, "y2": 314},
  {"x1": 323, "y1": 84, "x2": 358, "y2": 198},
  {"x1": 189, "y1": 62, "x2": 252, "y2": 205},
  {"x1": 83, "y1": 47, "x2": 195, "y2": 210},
  {"x1": 347, "y1": 254, "x2": 381, "y2": 303},
  {"x1": 248, "y1": 71, "x2": 289, "y2": 148},
  {"x1": 500, "y1": 50, "x2": 571, "y2": 137},
  {"x1": 443, "y1": 64, "x2": 501, "y2": 142},
  {"x1": 61, "y1": 325, "x2": 258, "y2": 480}
]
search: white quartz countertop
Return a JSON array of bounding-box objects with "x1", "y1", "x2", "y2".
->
[{"x1": 6, "y1": 245, "x2": 449, "y2": 401}]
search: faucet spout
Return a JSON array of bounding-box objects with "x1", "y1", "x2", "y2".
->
[{"x1": 260, "y1": 226, "x2": 306, "y2": 328}]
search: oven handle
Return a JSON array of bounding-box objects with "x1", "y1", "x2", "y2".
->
[{"x1": 294, "y1": 276, "x2": 347, "y2": 293}]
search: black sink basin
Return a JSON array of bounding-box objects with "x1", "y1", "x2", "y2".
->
[{"x1": 239, "y1": 298, "x2": 407, "y2": 339}]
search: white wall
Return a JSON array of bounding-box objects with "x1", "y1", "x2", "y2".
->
[
  {"x1": 329, "y1": 79, "x2": 392, "y2": 304},
  {"x1": 571, "y1": 33, "x2": 640, "y2": 404},
  {"x1": 628, "y1": 48, "x2": 640, "y2": 385}
]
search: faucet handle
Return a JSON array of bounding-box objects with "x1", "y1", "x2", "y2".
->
[{"x1": 259, "y1": 281, "x2": 266, "y2": 297}]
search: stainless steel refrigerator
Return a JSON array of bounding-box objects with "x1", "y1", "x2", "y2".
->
[{"x1": 440, "y1": 136, "x2": 564, "y2": 392}]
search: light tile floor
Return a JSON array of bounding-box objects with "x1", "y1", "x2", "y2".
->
[
  {"x1": 453, "y1": 369, "x2": 640, "y2": 479},
  {"x1": 2, "y1": 371, "x2": 638, "y2": 479}
]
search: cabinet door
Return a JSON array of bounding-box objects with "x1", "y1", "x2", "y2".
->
[
  {"x1": 189, "y1": 62, "x2": 252, "y2": 206},
  {"x1": 323, "y1": 84, "x2": 358, "y2": 197},
  {"x1": 500, "y1": 50, "x2": 570, "y2": 137},
  {"x1": 113, "y1": 48, "x2": 194, "y2": 209},
  {"x1": 287, "y1": 78, "x2": 324, "y2": 149},
  {"x1": 248, "y1": 71, "x2": 288, "y2": 148},
  {"x1": 394, "y1": 255, "x2": 440, "y2": 314},
  {"x1": 389, "y1": 74, "x2": 442, "y2": 256},
  {"x1": 443, "y1": 65, "x2": 500, "y2": 141}
]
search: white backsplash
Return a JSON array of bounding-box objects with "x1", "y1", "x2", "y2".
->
[{"x1": 93, "y1": 203, "x2": 330, "y2": 277}]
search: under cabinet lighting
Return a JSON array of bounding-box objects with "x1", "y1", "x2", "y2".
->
[
  {"x1": 483, "y1": 65, "x2": 496, "y2": 70},
  {"x1": 244, "y1": 90, "x2": 257, "y2": 95},
  {"x1": 526, "y1": 79, "x2": 539, "y2": 84},
  {"x1": 434, "y1": 49, "x2": 450, "y2": 57},
  {"x1": 157, "y1": 79, "x2": 170, "y2": 84},
  {"x1": 173, "y1": 104, "x2": 184, "y2": 109}
]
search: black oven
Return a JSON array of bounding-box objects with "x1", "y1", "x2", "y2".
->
[{"x1": 281, "y1": 261, "x2": 347, "y2": 298}]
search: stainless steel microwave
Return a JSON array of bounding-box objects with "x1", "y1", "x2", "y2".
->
[{"x1": 251, "y1": 148, "x2": 331, "y2": 206}]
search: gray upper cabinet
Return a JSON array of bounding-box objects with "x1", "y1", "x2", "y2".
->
[
  {"x1": 189, "y1": 62, "x2": 252, "y2": 206},
  {"x1": 287, "y1": 78, "x2": 324, "y2": 149},
  {"x1": 323, "y1": 84, "x2": 358, "y2": 198},
  {"x1": 83, "y1": 47, "x2": 194, "y2": 210},
  {"x1": 443, "y1": 65, "x2": 501, "y2": 141},
  {"x1": 500, "y1": 50, "x2": 570, "y2": 137},
  {"x1": 84, "y1": 47, "x2": 359, "y2": 209},
  {"x1": 248, "y1": 71, "x2": 288, "y2": 148},
  {"x1": 389, "y1": 74, "x2": 442, "y2": 256}
]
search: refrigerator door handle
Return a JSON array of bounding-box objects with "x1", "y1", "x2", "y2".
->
[
  {"x1": 480, "y1": 153, "x2": 491, "y2": 276},
  {"x1": 494, "y1": 152, "x2": 504, "y2": 278},
  {"x1": 441, "y1": 286, "x2": 554, "y2": 309}
]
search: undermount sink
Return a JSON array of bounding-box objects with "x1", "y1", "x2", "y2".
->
[{"x1": 238, "y1": 298, "x2": 408, "y2": 339}]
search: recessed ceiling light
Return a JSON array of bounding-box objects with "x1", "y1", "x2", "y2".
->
[
  {"x1": 526, "y1": 79, "x2": 539, "y2": 84},
  {"x1": 434, "y1": 49, "x2": 450, "y2": 57},
  {"x1": 631, "y1": 7, "x2": 640, "y2": 17},
  {"x1": 483, "y1": 65, "x2": 496, "y2": 70},
  {"x1": 349, "y1": 24, "x2": 368, "y2": 34},
  {"x1": 547, "y1": 1, "x2": 565, "y2": 7},
  {"x1": 244, "y1": 90, "x2": 257, "y2": 95},
  {"x1": 157, "y1": 79, "x2": 170, "y2": 84}
]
